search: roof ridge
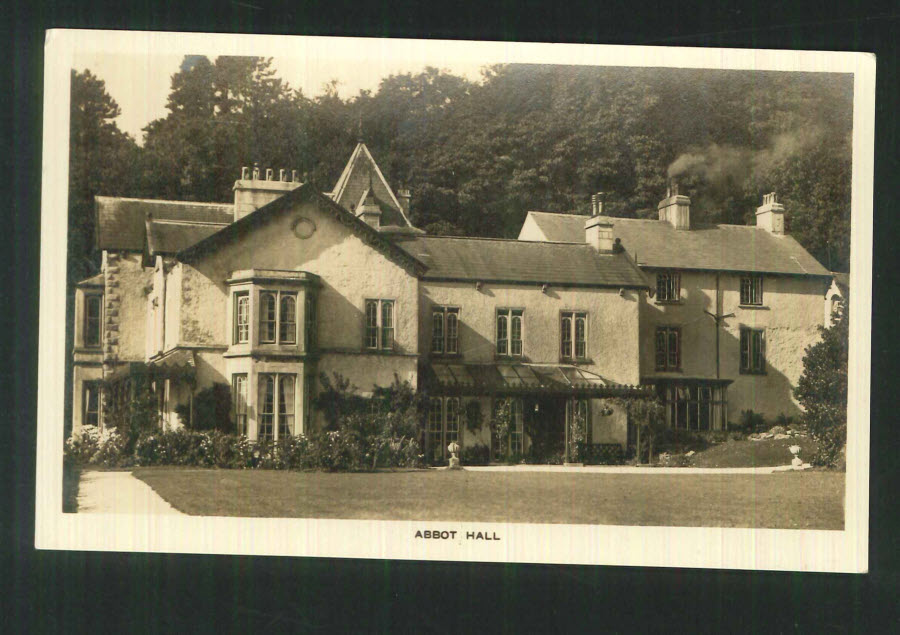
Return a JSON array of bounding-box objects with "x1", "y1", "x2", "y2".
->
[
  {"x1": 149, "y1": 219, "x2": 231, "y2": 227},
  {"x1": 418, "y1": 235, "x2": 587, "y2": 245},
  {"x1": 97, "y1": 196, "x2": 232, "y2": 208}
]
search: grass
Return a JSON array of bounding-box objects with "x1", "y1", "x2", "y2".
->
[
  {"x1": 688, "y1": 436, "x2": 820, "y2": 468},
  {"x1": 133, "y1": 467, "x2": 844, "y2": 529}
]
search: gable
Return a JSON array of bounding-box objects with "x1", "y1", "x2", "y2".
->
[
  {"x1": 330, "y1": 143, "x2": 411, "y2": 228},
  {"x1": 177, "y1": 184, "x2": 425, "y2": 276}
]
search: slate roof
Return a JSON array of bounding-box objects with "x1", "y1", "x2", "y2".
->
[
  {"x1": 523, "y1": 211, "x2": 831, "y2": 277},
  {"x1": 95, "y1": 196, "x2": 233, "y2": 252},
  {"x1": 393, "y1": 235, "x2": 648, "y2": 287},
  {"x1": 146, "y1": 219, "x2": 230, "y2": 256}
]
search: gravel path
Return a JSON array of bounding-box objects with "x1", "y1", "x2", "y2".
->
[{"x1": 77, "y1": 470, "x2": 185, "y2": 515}]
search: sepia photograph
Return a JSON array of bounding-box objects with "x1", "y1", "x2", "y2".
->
[{"x1": 35, "y1": 31, "x2": 874, "y2": 571}]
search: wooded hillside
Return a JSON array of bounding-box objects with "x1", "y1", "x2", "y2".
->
[{"x1": 69, "y1": 58, "x2": 853, "y2": 285}]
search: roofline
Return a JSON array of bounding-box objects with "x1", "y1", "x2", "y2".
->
[
  {"x1": 409, "y1": 234, "x2": 584, "y2": 245},
  {"x1": 147, "y1": 219, "x2": 230, "y2": 227},
  {"x1": 636, "y1": 264, "x2": 832, "y2": 279},
  {"x1": 421, "y1": 276, "x2": 650, "y2": 290},
  {"x1": 95, "y1": 195, "x2": 232, "y2": 208},
  {"x1": 175, "y1": 183, "x2": 427, "y2": 275}
]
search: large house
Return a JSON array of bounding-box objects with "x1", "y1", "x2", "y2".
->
[{"x1": 71, "y1": 144, "x2": 833, "y2": 462}]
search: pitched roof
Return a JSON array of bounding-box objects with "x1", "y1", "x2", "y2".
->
[
  {"x1": 177, "y1": 183, "x2": 426, "y2": 276},
  {"x1": 75, "y1": 273, "x2": 104, "y2": 287},
  {"x1": 146, "y1": 219, "x2": 229, "y2": 256},
  {"x1": 393, "y1": 235, "x2": 648, "y2": 288},
  {"x1": 95, "y1": 196, "x2": 232, "y2": 252},
  {"x1": 522, "y1": 211, "x2": 831, "y2": 277},
  {"x1": 329, "y1": 143, "x2": 412, "y2": 228}
]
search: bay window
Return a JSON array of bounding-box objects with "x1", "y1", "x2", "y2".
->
[
  {"x1": 257, "y1": 373, "x2": 296, "y2": 441},
  {"x1": 232, "y1": 374, "x2": 248, "y2": 435},
  {"x1": 84, "y1": 295, "x2": 102, "y2": 347}
]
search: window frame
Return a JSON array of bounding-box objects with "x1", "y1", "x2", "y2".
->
[
  {"x1": 232, "y1": 373, "x2": 248, "y2": 436},
  {"x1": 739, "y1": 327, "x2": 766, "y2": 374},
  {"x1": 496, "y1": 308, "x2": 524, "y2": 357},
  {"x1": 233, "y1": 291, "x2": 250, "y2": 344},
  {"x1": 655, "y1": 271, "x2": 681, "y2": 303},
  {"x1": 256, "y1": 290, "x2": 299, "y2": 346},
  {"x1": 431, "y1": 306, "x2": 460, "y2": 356},
  {"x1": 655, "y1": 326, "x2": 681, "y2": 371},
  {"x1": 84, "y1": 294, "x2": 103, "y2": 347},
  {"x1": 740, "y1": 275, "x2": 764, "y2": 306},
  {"x1": 364, "y1": 299, "x2": 396, "y2": 351},
  {"x1": 560, "y1": 311, "x2": 588, "y2": 360},
  {"x1": 83, "y1": 381, "x2": 101, "y2": 427},
  {"x1": 492, "y1": 398, "x2": 524, "y2": 460},
  {"x1": 257, "y1": 372, "x2": 297, "y2": 441},
  {"x1": 304, "y1": 293, "x2": 317, "y2": 351}
]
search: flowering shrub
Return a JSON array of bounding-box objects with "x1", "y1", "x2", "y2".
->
[
  {"x1": 67, "y1": 426, "x2": 424, "y2": 472},
  {"x1": 64, "y1": 425, "x2": 128, "y2": 467}
]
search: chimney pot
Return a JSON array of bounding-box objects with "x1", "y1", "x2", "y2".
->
[
  {"x1": 265, "y1": 168, "x2": 273, "y2": 181},
  {"x1": 279, "y1": 169, "x2": 287, "y2": 181},
  {"x1": 291, "y1": 170, "x2": 299, "y2": 182},
  {"x1": 241, "y1": 166, "x2": 250, "y2": 180},
  {"x1": 252, "y1": 164, "x2": 260, "y2": 180}
]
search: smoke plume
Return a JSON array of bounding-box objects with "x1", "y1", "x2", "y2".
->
[{"x1": 667, "y1": 127, "x2": 824, "y2": 186}]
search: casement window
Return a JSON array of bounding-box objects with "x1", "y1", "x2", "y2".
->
[
  {"x1": 431, "y1": 306, "x2": 460, "y2": 355},
  {"x1": 279, "y1": 294, "x2": 297, "y2": 344},
  {"x1": 258, "y1": 291, "x2": 298, "y2": 345},
  {"x1": 233, "y1": 292, "x2": 250, "y2": 344},
  {"x1": 496, "y1": 309, "x2": 523, "y2": 356},
  {"x1": 740, "y1": 328, "x2": 766, "y2": 374},
  {"x1": 656, "y1": 272, "x2": 681, "y2": 302},
  {"x1": 364, "y1": 299, "x2": 394, "y2": 350},
  {"x1": 662, "y1": 384, "x2": 727, "y2": 431},
  {"x1": 84, "y1": 295, "x2": 103, "y2": 347},
  {"x1": 740, "y1": 275, "x2": 763, "y2": 306},
  {"x1": 83, "y1": 381, "x2": 101, "y2": 427},
  {"x1": 426, "y1": 397, "x2": 460, "y2": 462},
  {"x1": 232, "y1": 374, "x2": 248, "y2": 436},
  {"x1": 492, "y1": 398, "x2": 524, "y2": 460},
  {"x1": 304, "y1": 294, "x2": 317, "y2": 351},
  {"x1": 257, "y1": 373, "x2": 296, "y2": 441},
  {"x1": 655, "y1": 326, "x2": 681, "y2": 371},
  {"x1": 560, "y1": 311, "x2": 587, "y2": 360}
]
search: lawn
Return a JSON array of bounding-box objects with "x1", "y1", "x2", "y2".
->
[
  {"x1": 133, "y1": 467, "x2": 844, "y2": 529},
  {"x1": 688, "y1": 436, "x2": 820, "y2": 468}
]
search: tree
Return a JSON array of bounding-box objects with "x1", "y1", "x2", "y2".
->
[{"x1": 794, "y1": 291, "x2": 849, "y2": 467}]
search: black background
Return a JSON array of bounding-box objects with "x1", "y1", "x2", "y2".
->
[{"x1": 4, "y1": 1, "x2": 898, "y2": 632}]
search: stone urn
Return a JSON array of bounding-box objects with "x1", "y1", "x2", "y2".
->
[
  {"x1": 789, "y1": 445, "x2": 803, "y2": 468},
  {"x1": 447, "y1": 442, "x2": 461, "y2": 470}
]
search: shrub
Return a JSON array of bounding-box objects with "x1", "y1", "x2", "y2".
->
[
  {"x1": 461, "y1": 443, "x2": 491, "y2": 466},
  {"x1": 174, "y1": 384, "x2": 233, "y2": 432},
  {"x1": 739, "y1": 409, "x2": 767, "y2": 433},
  {"x1": 795, "y1": 292, "x2": 848, "y2": 468},
  {"x1": 580, "y1": 443, "x2": 625, "y2": 465},
  {"x1": 64, "y1": 425, "x2": 128, "y2": 467}
]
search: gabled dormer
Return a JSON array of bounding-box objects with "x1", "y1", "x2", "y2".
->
[{"x1": 329, "y1": 142, "x2": 415, "y2": 231}]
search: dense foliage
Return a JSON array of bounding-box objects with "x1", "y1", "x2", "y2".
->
[
  {"x1": 173, "y1": 383, "x2": 233, "y2": 433},
  {"x1": 795, "y1": 294, "x2": 849, "y2": 467},
  {"x1": 65, "y1": 426, "x2": 424, "y2": 471},
  {"x1": 70, "y1": 61, "x2": 852, "y2": 276}
]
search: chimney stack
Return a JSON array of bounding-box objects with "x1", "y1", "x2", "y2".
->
[
  {"x1": 397, "y1": 187, "x2": 411, "y2": 215},
  {"x1": 756, "y1": 192, "x2": 785, "y2": 234},
  {"x1": 585, "y1": 216, "x2": 614, "y2": 252},
  {"x1": 658, "y1": 179, "x2": 691, "y2": 230},
  {"x1": 233, "y1": 165, "x2": 302, "y2": 221},
  {"x1": 357, "y1": 188, "x2": 382, "y2": 229},
  {"x1": 591, "y1": 192, "x2": 605, "y2": 217}
]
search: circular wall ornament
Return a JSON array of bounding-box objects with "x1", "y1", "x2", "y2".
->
[{"x1": 291, "y1": 216, "x2": 316, "y2": 239}]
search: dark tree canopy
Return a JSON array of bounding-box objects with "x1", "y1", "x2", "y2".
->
[{"x1": 69, "y1": 61, "x2": 854, "y2": 274}]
